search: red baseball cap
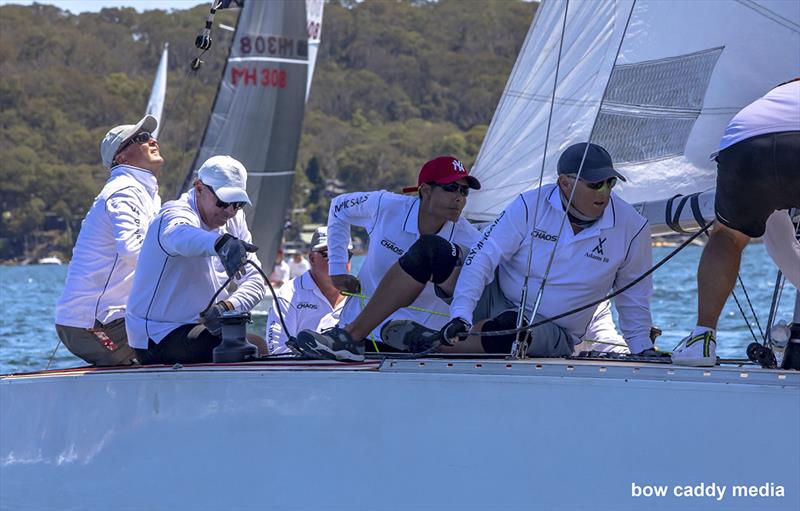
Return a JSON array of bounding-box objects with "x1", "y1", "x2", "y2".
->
[{"x1": 402, "y1": 156, "x2": 481, "y2": 193}]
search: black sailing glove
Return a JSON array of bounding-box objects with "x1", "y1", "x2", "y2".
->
[
  {"x1": 440, "y1": 317, "x2": 470, "y2": 346},
  {"x1": 215, "y1": 234, "x2": 258, "y2": 278}
]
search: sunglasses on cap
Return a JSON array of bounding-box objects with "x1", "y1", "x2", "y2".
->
[
  {"x1": 316, "y1": 250, "x2": 353, "y2": 261},
  {"x1": 567, "y1": 175, "x2": 618, "y2": 191},
  {"x1": 429, "y1": 182, "x2": 470, "y2": 197},
  {"x1": 203, "y1": 183, "x2": 247, "y2": 211},
  {"x1": 118, "y1": 131, "x2": 153, "y2": 154}
]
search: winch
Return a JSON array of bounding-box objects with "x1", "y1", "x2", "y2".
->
[{"x1": 212, "y1": 311, "x2": 258, "y2": 363}]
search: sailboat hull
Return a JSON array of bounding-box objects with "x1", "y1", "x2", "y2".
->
[{"x1": 2, "y1": 359, "x2": 798, "y2": 510}]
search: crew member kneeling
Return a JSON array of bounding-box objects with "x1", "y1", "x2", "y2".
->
[{"x1": 126, "y1": 155, "x2": 266, "y2": 364}]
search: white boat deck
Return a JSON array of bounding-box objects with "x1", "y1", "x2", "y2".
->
[{"x1": 3, "y1": 357, "x2": 798, "y2": 511}]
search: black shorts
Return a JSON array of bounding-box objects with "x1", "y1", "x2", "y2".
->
[
  {"x1": 715, "y1": 131, "x2": 800, "y2": 238},
  {"x1": 135, "y1": 323, "x2": 221, "y2": 365}
]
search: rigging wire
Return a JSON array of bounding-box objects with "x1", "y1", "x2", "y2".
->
[
  {"x1": 511, "y1": 0, "x2": 571, "y2": 358},
  {"x1": 510, "y1": 0, "x2": 639, "y2": 358}
]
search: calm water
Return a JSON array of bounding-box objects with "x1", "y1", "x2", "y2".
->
[{"x1": 0, "y1": 245, "x2": 795, "y2": 374}]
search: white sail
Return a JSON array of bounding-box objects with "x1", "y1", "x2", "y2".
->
[
  {"x1": 145, "y1": 42, "x2": 168, "y2": 139},
  {"x1": 466, "y1": 0, "x2": 800, "y2": 222},
  {"x1": 305, "y1": 0, "x2": 324, "y2": 101}
]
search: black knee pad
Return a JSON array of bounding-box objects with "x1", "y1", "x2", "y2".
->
[
  {"x1": 398, "y1": 234, "x2": 462, "y2": 284},
  {"x1": 480, "y1": 310, "x2": 528, "y2": 353}
]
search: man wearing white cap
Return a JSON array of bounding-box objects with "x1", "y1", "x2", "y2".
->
[
  {"x1": 266, "y1": 227, "x2": 353, "y2": 355},
  {"x1": 126, "y1": 155, "x2": 266, "y2": 364},
  {"x1": 55, "y1": 115, "x2": 163, "y2": 366}
]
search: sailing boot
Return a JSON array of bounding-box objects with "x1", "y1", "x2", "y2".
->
[
  {"x1": 380, "y1": 320, "x2": 443, "y2": 353},
  {"x1": 672, "y1": 328, "x2": 717, "y2": 366},
  {"x1": 294, "y1": 327, "x2": 365, "y2": 362}
]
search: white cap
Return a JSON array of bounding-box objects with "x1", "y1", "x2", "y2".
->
[
  {"x1": 100, "y1": 115, "x2": 158, "y2": 169},
  {"x1": 311, "y1": 226, "x2": 353, "y2": 251},
  {"x1": 197, "y1": 155, "x2": 251, "y2": 205}
]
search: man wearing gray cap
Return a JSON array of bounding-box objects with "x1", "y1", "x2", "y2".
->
[
  {"x1": 126, "y1": 155, "x2": 267, "y2": 365},
  {"x1": 54, "y1": 115, "x2": 162, "y2": 366},
  {"x1": 266, "y1": 227, "x2": 353, "y2": 355}
]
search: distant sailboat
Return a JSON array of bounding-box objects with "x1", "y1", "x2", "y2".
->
[
  {"x1": 180, "y1": 0, "x2": 310, "y2": 263},
  {"x1": 145, "y1": 42, "x2": 168, "y2": 139}
]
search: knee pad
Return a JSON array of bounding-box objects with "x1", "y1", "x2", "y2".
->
[
  {"x1": 398, "y1": 234, "x2": 462, "y2": 284},
  {"x1": 480, "y1": 309, "x2": 528, "y2": 353}
]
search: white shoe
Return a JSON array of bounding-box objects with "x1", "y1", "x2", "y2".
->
[{"x1": 672, "y1": 330, "x2": 717, "y2": 367}]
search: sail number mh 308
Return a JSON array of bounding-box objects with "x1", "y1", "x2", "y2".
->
[{"x1": 231, "y1": 67, "x2": 287, "y2": 88}]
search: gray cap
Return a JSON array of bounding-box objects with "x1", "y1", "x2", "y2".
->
[
  {"x1": 100, "y1": 115, "x2": 158, "y2": 169},
  {"x1": 311, "y1": 226, "x2": 353, "y2": 251}
]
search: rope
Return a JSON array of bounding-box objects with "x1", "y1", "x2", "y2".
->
[
  {"x1": 44, "y1": 339, "x2": 62, "y2": 370},
  {"x1": 735, "y1": 275, "x2": 765, "y2": 340},
  {"x1": 340, "y1": 291, "x2": 450, "y2": 317},
  {"x1": 201, "y1": 259, "x2": 291, "y2": 339},
  {"x1": 354, "y1": 292, "x2": 381, "y2": 353},
  {"x1": 463, "y1": 220, "x2": 714, "y2": 339}
]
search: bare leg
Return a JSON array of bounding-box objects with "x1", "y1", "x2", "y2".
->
[
  {"x1": 697, "y1": 223, "x2": 751, "y2": 329},
  {"x1": 345, "y1": 263, "x2": 426, "y2": 341}
]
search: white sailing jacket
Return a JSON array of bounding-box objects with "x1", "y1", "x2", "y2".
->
[
  {"x1": 125, "y1": 189, "x2": 265, "y2": 349},
  {"x1": 327, "y1": 190, "x2": 481, "y2": 340},
  {"x1": 55, "y1": 165, "x2": 161, "y2": 328},
  {"x1": 450, "y1": 184, "x2": 654, "y2": 354},
  {"x1": 266, "y1": 271, "x2": 345, "y2": 354}
]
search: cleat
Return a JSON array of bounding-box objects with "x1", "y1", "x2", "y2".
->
[
  {"x1": 294, "y1": 327, "x2": 365, "y2": 362},
  {"x1": 380, "y1": 320, "x2": 442, "y2": 353},
  {"x1": 672, "y1": 330, "x2": 717, "y2": 367}
]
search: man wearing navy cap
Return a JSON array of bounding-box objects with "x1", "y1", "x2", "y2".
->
[
  {"x1": 434, "y1": 142, "x2": 657, "y2": 357},
  {"x1": 292, "y1": 156, "x2": 483, "y2": 361}
]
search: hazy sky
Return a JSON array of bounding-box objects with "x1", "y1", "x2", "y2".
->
[{"x1": 0, "y1": 0, "x2": 207, "y2": 13}]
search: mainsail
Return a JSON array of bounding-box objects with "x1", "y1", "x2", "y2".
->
[
  {"x1": 186, "y1": 0, "x2": 309, "y2": 263},
  {"x1": 466, "y1": 0, "x2": 800, "y2": 228},
  {"x1": 145, "y1": 42, "x2": 169, "y2": 139}
]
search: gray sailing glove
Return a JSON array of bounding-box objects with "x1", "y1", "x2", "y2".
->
[
  {"x1": 440, "y1": 317, "x2": 470, "y2": 346},
  {"x1": 215, "y1": 234, "x2": 258, "y2": 278},
  {"x1": 202, "y1": 301, "x2": 232, "y2": 337}
]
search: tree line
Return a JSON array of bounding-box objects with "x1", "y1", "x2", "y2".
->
[{"x1": 0, "y1": 0, "x2": 535, "y2": 261}]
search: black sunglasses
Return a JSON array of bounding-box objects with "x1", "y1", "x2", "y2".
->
[
  {"x1": 203, "y1": 183, "x2": 246, "y2": 211},
  {"x1": 430, "y1": 182, "x2": 470, "y2": 197},
  {"x1": 567, "y1": 175, "x2": 618, "y2": 191},
  {"x1": 118, "y1": 131, "x2": 153, "y2": 153},
  {"x1": 316, "y1": 250, "x2": 353, "y2": 261}
]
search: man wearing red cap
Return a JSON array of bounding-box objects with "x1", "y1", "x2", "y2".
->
[{"x1": 292, "y1": 156, "x2": 482, "y2": 361}]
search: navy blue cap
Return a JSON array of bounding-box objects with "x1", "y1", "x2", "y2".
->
[{"x1": 557, "y1": 142, "x2": 626, "y2": 183}]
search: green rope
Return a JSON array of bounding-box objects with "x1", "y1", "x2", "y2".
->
[{"x1": 341, "y1": 291, "x2": 449, "y2": 317}]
